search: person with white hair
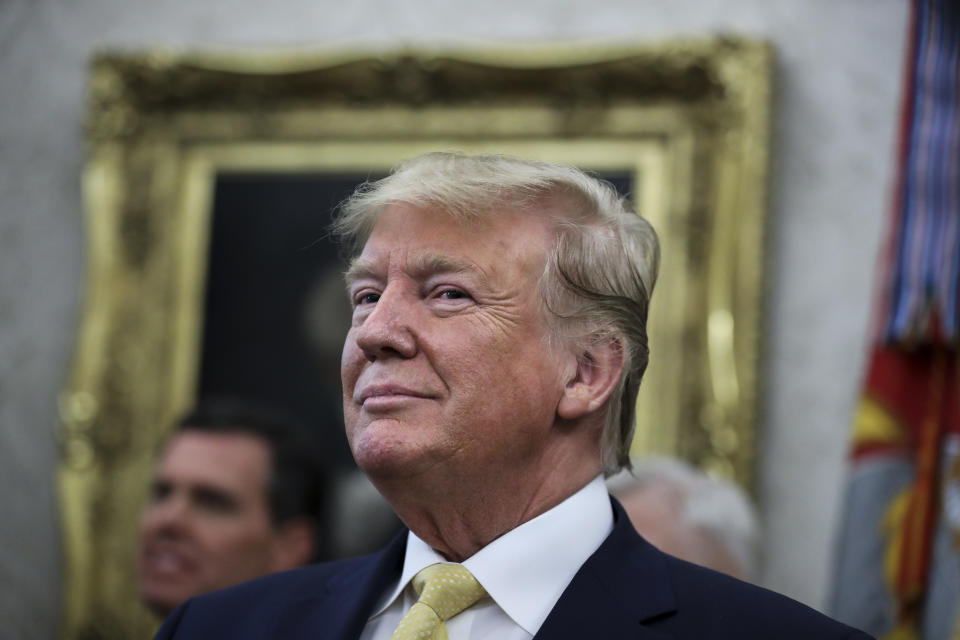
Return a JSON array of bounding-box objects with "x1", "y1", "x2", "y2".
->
[{"x1": 607, "y1": 456, "x2": 760, "y2": 582}]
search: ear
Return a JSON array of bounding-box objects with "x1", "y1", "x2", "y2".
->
[
  {"x1": 269, "y1": 518, "x2": 317, "y2": 571},
  {"x1": 557, "y1": 336, "x2": 625, "y2": 421}
]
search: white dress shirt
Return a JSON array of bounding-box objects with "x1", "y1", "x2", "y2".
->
[{"x1": 359, "y1": 475, "x2": 613, "y2": 640}]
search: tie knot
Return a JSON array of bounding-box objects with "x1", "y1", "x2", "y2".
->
[{"x1": 411, "y1": 563, "x2": 486, "y2": 621}]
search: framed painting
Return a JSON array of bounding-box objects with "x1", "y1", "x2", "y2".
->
[{"x1": 59, "y1": 39, "x2": 772, "y2": 638}]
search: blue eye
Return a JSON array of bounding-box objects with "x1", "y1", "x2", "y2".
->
[
  {"x1": 440, "y1": 289, "x2": 467, "y2": 300},
  {"x1": 356, "y1": 292, "x2": 380, "y2": 305}
]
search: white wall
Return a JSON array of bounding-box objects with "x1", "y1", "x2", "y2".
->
[{"x1": 0, "y1": 0, "x2": 907, "y2": 637}]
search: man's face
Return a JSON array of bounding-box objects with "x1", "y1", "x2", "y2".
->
[
  {"x1": 138, "y1": 431, "x2": 283, "y2": 616},
  {"x1": 619, "y1": 484, "x2": 744, "y2": 579},
  {"x1": 341, "y1": 204, "x2": 570, "y2": 486}
]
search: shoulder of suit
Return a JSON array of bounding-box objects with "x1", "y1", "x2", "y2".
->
[{"x1": 656, "y1": 554, "x2": 874, "y2": 638}]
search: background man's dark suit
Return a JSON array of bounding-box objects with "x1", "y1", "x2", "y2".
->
[{"x1": 156, "y1": 500, "x2": 873, "y2": 639}]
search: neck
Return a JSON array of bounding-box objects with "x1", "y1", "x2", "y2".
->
[{"x1": 372, "y1": 443, "x2": 603, "y2": 561}]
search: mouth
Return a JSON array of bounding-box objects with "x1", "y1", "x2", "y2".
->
[
  {"x1": 141, "y1": 547, "x2": 194, "y2": 579},
  {"x1": 356, "y1": 384, "x2": 434, "y2": 408}
]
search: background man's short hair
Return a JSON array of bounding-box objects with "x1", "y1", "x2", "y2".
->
[
  {"x1": 174, "y1": 398, "x2": 330, "y2": 535},
  {"x1": 333, "y1": 151, "x2": 660, "y2": 475}
]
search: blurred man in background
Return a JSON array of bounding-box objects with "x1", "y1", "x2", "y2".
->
[
  {"x1": 138, "y1": 399, "x2": 329, "y2": 617},
  {"x1": 607, "y1": 456, "x2": 760, "y2": 582}
]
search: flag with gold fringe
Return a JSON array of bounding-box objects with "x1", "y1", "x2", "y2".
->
[{"x1": 829, "y1": 1, "x2": 960, "y2": 639}]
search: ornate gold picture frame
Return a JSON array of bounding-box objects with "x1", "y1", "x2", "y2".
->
[{"x1": 60, "y1": 39, "x2": 771, "y2": 638}]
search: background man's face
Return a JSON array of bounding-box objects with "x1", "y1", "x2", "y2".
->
[
  {"x1": 619, "y1": 484, "x2": 744, "y2": 580},
  {"x1": 341, "y1": 203, "x2": 568, "y2": 485},
  {"x1": 137, "y1": 431, "x2": 282, "y2": 616}
]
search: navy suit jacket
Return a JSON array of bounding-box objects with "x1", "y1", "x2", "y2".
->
[{"x1": 156, "y1": 499, "x2": 874, "y2": 639}]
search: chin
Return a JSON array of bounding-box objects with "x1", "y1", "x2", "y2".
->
[
  {"x1": 140, "y1": 588, "x2": 182, "y2": 618},
  {"x1": 349, "y1": 424, "x2": 433, "y2": 479},
  {"x1": 352, "y1": 442, "x2": 412, "y2": 478}
]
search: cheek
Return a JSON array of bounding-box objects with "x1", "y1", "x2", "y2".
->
[
  {"x1": 138, "y1": 509, "x2": 154, "y2": 535},
  {"x1": 138, "y1": 505, "x2": 173, "y2": 542},
  {"x1": 204, "y1": 523, "x2": 274, "y2": 568},
  {"x1": 340, "y1": 335, "x2": 367, "y2": 389},
  {"x1": 459, "y1": 348, "x2": 563, "y2": 435},
  {"x1": 340, "y1": 341, "x2": 357, "y2": 384}
]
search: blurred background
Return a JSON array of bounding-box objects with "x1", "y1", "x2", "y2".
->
[{"x1": 0, "y1": 0, "x2": 908, "y2": 638}]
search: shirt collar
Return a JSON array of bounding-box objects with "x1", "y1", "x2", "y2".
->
[{"x1": 371, "y1": 475, "x2": 613, "y2": 635}]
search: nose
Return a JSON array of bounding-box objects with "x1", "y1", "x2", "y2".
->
[
  {"x1": 352, "y1": 286, "x2": 418, "y2": 361},
  {"x1": 142, "y1": 493, "x2": 190, "y2": 537}
]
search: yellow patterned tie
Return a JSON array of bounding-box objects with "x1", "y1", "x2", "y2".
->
[{"x1": 390, "y1": 563, "x2": 487, "y2": 640}]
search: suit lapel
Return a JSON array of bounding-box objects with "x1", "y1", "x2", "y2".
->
[
  {"x1": 533, "y1": 498, "x2": 676, "y2": 640},
  {"x1": 270, "y1": 530, "x2": 408, "y2": 640}
]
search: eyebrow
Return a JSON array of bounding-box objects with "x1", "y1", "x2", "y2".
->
[
  {"x1": 344, "y1": 253, "x2": 486, "y2": 286},
  {"x1": 343, "y1": 258, "x2": 379, "y2": 286},
  {"x1": 409, "y1": 254, "x2": 476, "y2": 279}
]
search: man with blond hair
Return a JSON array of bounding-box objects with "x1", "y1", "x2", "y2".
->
[{"x1": 157, "y1": 152, "x2": 872, "y2": 639}]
